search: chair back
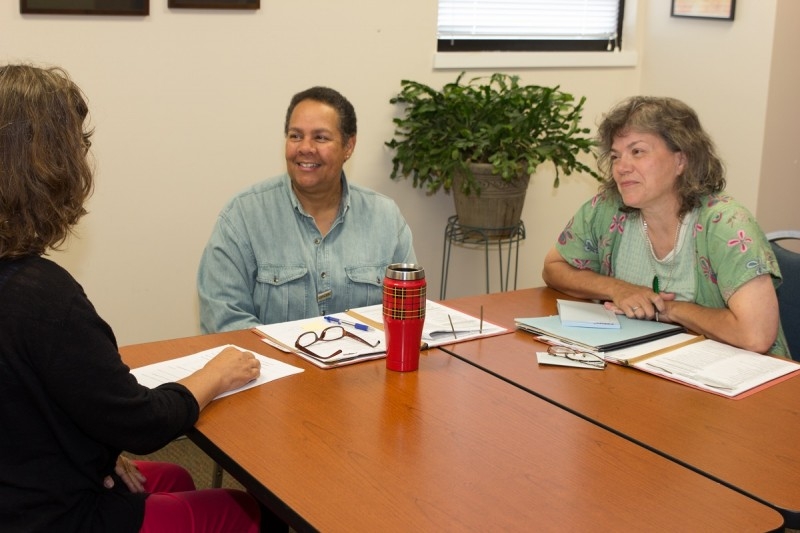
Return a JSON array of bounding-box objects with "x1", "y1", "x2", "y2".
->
[{"x1": 767, "y1": 231, "x2": 800, "y2": 360}]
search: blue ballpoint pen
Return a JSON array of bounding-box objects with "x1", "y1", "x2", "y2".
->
[{"x1": 324, "y1": 315, "x2": 371, "y2": 331}]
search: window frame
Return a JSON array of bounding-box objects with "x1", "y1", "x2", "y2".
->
[
  {"x1": 433, "y1": 0, "x2": 638, "y2": 70},
  {"x1": 437, "y1": 0, "x2": 626, "y2": 53}
]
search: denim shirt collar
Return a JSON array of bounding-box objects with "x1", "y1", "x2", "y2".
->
[{"x1": 285, "y1": 172, "x2": 351, "y2": 227}]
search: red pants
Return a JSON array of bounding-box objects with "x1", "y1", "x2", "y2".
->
[{"x1": 136, "y1": 461, "x2": 260, "y2": 533}]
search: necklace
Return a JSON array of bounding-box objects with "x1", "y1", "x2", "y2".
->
[{"x1": 641, "y1": 214, "x2": 682, "y2": 294}]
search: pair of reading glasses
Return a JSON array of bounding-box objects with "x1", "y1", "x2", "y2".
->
[
  {"x1": 547, "y1": 346, "x2": 606, "y2": 368},
  {"x1": 295, "y1": 325, "x2": 380, "y2": 360}
]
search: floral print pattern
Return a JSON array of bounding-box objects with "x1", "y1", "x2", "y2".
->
[
  {"x1": 609, "y1": 214, "x2": 626, "y2": 235},
  {"x1": 553, "y1": 192, "x2": 788, "y2": 356},
  {"x1": 728, "y1": 230, "x2": 752, "y2": 253}
]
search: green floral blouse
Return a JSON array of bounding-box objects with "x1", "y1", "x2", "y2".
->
[{"x1": 554, "y1": 191, "x2": 789, "y2": 357}]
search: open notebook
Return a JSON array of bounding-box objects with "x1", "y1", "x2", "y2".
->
[
  {"x1": 604, "y1": 335, "x2": 800, "y2": 398},
  {"x1": 347, "y1": 300, "x2": 507, "y2": 348}
]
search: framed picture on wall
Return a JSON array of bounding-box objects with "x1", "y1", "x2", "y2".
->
[
  {"x1": 20, "y1": 0, "x2": 149, "y2": 15},
  {"x1": 168, "y1": 0, "x2": 259, "y2": 8},
  {"x1": 671, "y1": 0, "x2": 736, "y2": 20}
]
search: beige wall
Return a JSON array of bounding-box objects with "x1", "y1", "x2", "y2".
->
[
  {"x1": 639, "y1": 1, "x2": 777, "y2": 207},
  {"x1": 1, "y1": 1, "x2": 792, "y2": 345},
  {"x1": 757, "y1": 0, "x2": 800, "y2": 236}
]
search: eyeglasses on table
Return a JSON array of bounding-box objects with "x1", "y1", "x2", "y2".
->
[
  {"x1": 295, "y1": 325, "x2": 380, "y2": 360},
  {"x1": 547, "y1": 345, "x2": 606, "y2": 368}
]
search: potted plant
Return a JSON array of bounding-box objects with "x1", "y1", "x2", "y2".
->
[{"x1": 386, "y1": 72, "x2": 600, "y2": 233}]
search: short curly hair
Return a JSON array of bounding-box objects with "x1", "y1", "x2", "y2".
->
[
  {"x1": 597, "y1": 96, "x2": 725, "y2": 217},
  {"x1": 0, "y1": 65, "x2": 94, "y2": 258},
  {"x1": 284, "y1": 86, "x2": 357, "y2": 144}
]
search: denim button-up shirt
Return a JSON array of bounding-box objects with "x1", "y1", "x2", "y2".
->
[{"x1": 198, "y1": 173, "x2": 416, "y2": 332}]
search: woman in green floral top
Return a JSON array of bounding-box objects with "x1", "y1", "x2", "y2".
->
[{"x1": 542, "y1": 96, "x2": 789, "y2": 357}]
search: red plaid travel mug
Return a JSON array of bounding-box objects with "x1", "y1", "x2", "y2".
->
[{"x1": 382, "y1": 263, "x2": 426, "y2": 372}]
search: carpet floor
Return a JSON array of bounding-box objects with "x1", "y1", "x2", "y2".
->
[{"x1": 124, "y1": 436, "x2": 243, "y2": 491}]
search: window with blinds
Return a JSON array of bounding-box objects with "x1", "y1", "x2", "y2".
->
[{"x1": 438, "y1": 0, "x2": 625, "y2": 52}]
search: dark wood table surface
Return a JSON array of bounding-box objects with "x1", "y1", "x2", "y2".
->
[
  {"x1": 438, "y1": 287, "x2": 800, "y2": 528},
  {"x1": 121, "y1": 328, "x2": 783, "y2": 532}
]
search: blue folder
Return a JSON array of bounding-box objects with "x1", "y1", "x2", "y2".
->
[{"x1": 515, "y1": 315, "x2": 685, "y2": 352}]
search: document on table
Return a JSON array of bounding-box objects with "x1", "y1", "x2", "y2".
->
[
  {"x1": 603, "y1": 333, "x2": 704, "y2": 365},
  {"x1": 253, "y1": 313, "x2": 386, "y2": 369},
  {"x1": 347, "y1": 300, "x2": 508, "y2": 348},
  {"x1": 130, "y1": 344, "x2": 304, "y2": 399},
  {"x1": 606, "y1": 337, "x2": 800, "y2": 398}
]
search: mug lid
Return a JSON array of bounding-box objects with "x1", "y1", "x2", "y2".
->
[{"x1": 385, "y1": 263, "x2": 425, "y2": 280}]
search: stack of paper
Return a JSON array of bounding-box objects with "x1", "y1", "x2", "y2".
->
[{"x1": 253, "y1": 312, "x2": 386, "y2": 369}]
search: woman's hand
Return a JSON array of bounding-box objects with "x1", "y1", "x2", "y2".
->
[
  {"x1": 104, "y1": 456, "x2": 147, "y2": 493},
  {"x1": 604, "y1": 288, "x2": 673, "y2": 321},
  {"x1": 543, "y1": 246, "x2": 677, "y2": 322},
  {"x1": 178, "y1": 347, "x2": 261, "y2": 410},
  {"x1": 544, "y1": 246, "x2": 667, "y2": 321},
  {"x1": 202, "y1": 346, "x2": 261, "y2": 392}
]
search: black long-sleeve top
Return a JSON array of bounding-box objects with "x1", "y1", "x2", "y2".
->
[{"x1": 0, "y1": 256, "x2": 200, "y2": 532}]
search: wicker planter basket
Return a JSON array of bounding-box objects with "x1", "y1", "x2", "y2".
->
[{"x1": 452, "y1": 163, "x2": 530, "y2": 237}]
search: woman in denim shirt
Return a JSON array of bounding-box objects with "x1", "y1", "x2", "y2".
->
[{"x1": 198, "y1": 87, "x2": 416, "y2": 332}]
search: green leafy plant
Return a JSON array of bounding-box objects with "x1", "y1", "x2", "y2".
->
[{"x1": 386, "y1": 72, "x2": 601, "y2": 195}]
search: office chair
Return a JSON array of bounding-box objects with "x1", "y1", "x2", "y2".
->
[{"x1": 767, "y1": 230, "x2": 800, "y2": 361}]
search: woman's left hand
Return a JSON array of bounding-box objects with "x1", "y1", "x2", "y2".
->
[
  {"x1": 104, "y1": 455, "x2": 147, "y2": 493},
  {"x1": 604, "y1": 290, "x2": 674, "y2": 321}
]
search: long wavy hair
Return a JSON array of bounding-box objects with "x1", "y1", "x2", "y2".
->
[
  {"x1": 0, "y1": 65, "x2": 94, "y2": 259},
  {"x1": 597, "y1": 96, "x2": 725, "y2": 217}
]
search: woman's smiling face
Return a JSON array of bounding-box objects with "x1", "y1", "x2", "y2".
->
[{"x1": 285, "y1": 99, "x2": 355, "y2": 196}]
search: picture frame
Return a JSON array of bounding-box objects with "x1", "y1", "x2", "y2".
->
[
  {"x1": 671, "y1": 0, "x2": 735, "y2": 20},
  {"x1": 20, "y1": 0, "x2": 149, "y2": 15},
  {"x1": 168, "y1": 0, "x2": 259, "y2": 8}
]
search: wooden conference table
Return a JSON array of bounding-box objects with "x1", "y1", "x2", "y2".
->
[
  {"x1": 439, "y1": 287, "x2": 800, "y2": 528},
  {"x1": 121, "y1": 329, "x2": 783, "y2": 532}
]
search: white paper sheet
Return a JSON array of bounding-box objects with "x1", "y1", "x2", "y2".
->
[
  {"x1": 130, "y1": 344, "x2": 304, "y2": 399},
  {"x1": 536, "y1": 352, "x2": 605, "y2": 370}
]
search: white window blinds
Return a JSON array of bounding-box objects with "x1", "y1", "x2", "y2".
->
[{"x1": 438, "y1": 0, "x2": 621, "y2": 42}]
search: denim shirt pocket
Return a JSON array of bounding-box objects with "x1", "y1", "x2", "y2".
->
[
  {"x1": 345, "y1": 265, "x2": 385, "y2": 309},
  {"x1": 255, "y1": 265, "x2": 309, "y2": 323}
]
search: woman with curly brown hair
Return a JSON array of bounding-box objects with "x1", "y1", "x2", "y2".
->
[
  {"x1": 0, "y1": 64, "x2": 263, "y2": 532},
  {"x1": 542, "y1": 96, "x2": 789, "y2": 357}
]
